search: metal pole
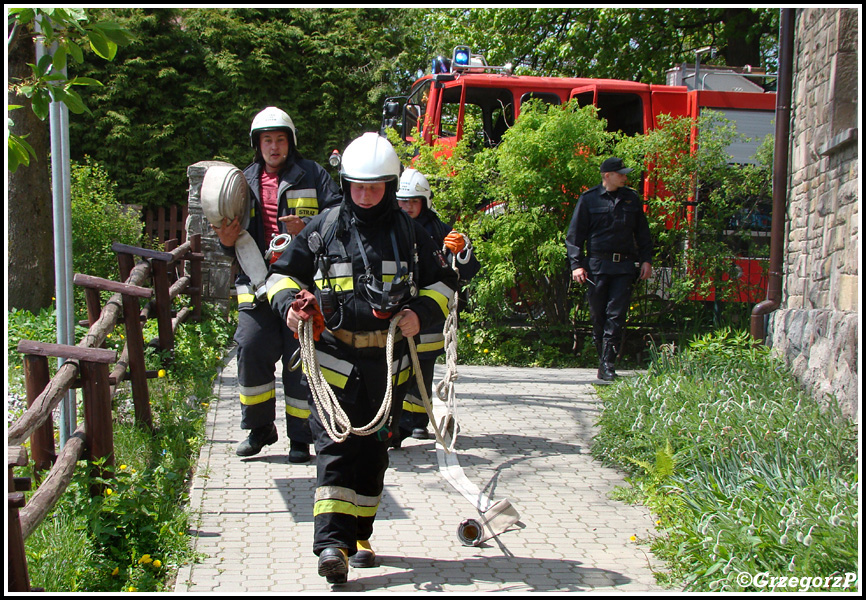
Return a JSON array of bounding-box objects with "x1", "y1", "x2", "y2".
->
[{"x1": 36, "y1": 17, "x2": 76, "y2": 446}]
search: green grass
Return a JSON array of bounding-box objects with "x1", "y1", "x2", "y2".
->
[
  {"x1": 9, "y1": 302, "x2": 235, "y2": 592},
  {"x1": 591, "y1": 328, "x2": 859, "y2": 592}
]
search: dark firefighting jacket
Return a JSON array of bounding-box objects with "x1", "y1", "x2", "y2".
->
[
  {"x1": 565, "y1": 182, "x2": 653, "y2": 276},
  {"x1": 265, "y1": 201, "x2": 459, "y2": 396},
  {"x1": 219, "y1": 157, "x2": 342, "y2": 308}
]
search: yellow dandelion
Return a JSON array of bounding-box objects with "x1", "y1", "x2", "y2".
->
[
  {"x1": 119, "y1": 464, "x2": 128, "y2": 471},
  {"x1": 128, "y1": 586, "x2": 137, "y2": 592},
  {"x1": 152, "y1": 559, "x2": 162, "y2": 568},
  {"x1": 138, "y1": 554, "x2": 152, "y2": 565},
  {"x1": 111, "y1": 567, "x2": 119, "y2": 576},
  {"x1": 630, "y1": 535, "x2": 637, "y2": 542},
  {"x1": 483, "y1": 348, "x2": 489, "y2": 354},
  {"x1": 105, "y1": 488, "x2": 114, "y2": 496},
  {"x1": 656, "y1": 520, "x2": 662, "y2": 526},
  {"x1": 158, "y1": 369, "x2": 167, "y2": 378},
  {"x1": 201, "y1": 402, "x2": 210, "y2": 408}
]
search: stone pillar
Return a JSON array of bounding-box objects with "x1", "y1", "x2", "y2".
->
[{"x1": 185, "y1": 161, "x2": 236, "y2": 318}]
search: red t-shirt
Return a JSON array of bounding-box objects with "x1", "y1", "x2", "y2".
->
[{"x1": 260, "y1": 171, "x2": 280, "y2": 243}]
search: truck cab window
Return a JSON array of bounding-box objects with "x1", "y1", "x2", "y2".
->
[
  {"x1": 403, "y1": 81, "x2": 432, "y2": 140},
  {"x1": 596, "y1": 92, "x2": 644, "y2": 136}
]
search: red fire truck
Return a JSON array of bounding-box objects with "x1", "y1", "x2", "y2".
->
[{"x1": 381, "y1": 46, "x2": 777, "y2": 302}]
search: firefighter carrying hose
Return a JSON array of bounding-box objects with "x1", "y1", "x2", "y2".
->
[
  {"x1": 213, "y1": 106, "x2": 342, "y2": 461},
  {"x1": 266, "y1": 132, "x2": 458, "y2": 584},
  {"x1": 393, "y1": 168, "x2": 480, "y2": 446}
]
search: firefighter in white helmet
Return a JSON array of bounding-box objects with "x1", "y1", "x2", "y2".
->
[
  {"x1": 213, "y1": 106, "x2": 342, "y2": 462},
  {"x1": 393, "y1": 168, "x2": 480, "y2": 447},
  {"x1": 266, "y1": 133, "x2": 458, "y2": 584}
]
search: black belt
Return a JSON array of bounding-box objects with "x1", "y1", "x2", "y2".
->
[{"x1": 590, "y1": 252, "x2": 636, "y2": 263}]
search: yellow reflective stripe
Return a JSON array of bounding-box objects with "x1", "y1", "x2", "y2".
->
[
  {"x1": 356, "y1": 504, "x2": 379, "y2": 518},
  {"x1": 402, "y1": 399, "x2": 426, "y2": 412},
  {"x1": 417, "y1": 339, "x2": 445, "y2": 353},
  {"x1": 284, "y1": 190, "x2": 319, "y2": 218},
  {"x1": 318, "y1": 351, "x2": 353, "y2": 389},
  {"x1": 237, "y1": 293, "x2": 255, "y2": 306},
  {"x1": 323, "y1": 368, "x2": 349, "y2": 389},
  {"x1": 392, "y1": 355, "x2": 412, "y2": 386},
  {"x1": 286, "y1": 404, "x2": 311, "y2": 419},
  {"x1": 267, "y1": 275, "x2": 303, "y2": 303},
  {"x1": 314, "y1": 499, "x2": 356, "y2": 517},
  {"x1": 315, "y1": 276, "x2": 353, "y2": 291},
  {"x1": 420, "y1": 281, "x2": 453, "y2": 317},
  {"x1": 240, "y1": 386, "x2": 276, "y2": 406}
]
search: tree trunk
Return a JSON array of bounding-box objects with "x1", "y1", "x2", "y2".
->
[{"x1": 7, "y1": 27, "x2": 56, "y2": 313}]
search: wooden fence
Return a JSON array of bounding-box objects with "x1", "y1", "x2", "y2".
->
[
  {"x1": 7, "y1": 235, "x2": 203, "y2": 592},
  {"x1": 143, "y1": 205, "x2": 188, "y2": 245}
]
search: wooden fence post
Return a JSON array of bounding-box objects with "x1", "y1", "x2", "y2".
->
[
  {"x1": 23, "y1": 355, "x2": 57, "y2": 479},
  {"x1": 150, "y1": 257, "x2": 175, "y2": 351},
  {"x1": 8, "y1": 446, "x2": 32, "y2": 592},
  {"x1": 81, "y1": 359, "x2": 115, "y2": 496},
  {"x1": 74, "y1": 274, "x2": 155, "y2": 431}
]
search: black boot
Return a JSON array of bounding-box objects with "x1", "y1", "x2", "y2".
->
[
  {"x1": 288, "y1": 441, "x2": 311, "y2": 463},
  {"x1": 236, "y1": 423, "x2": 278, "y2": 457},
  {"x1": 597, "y1": 341, "x2": 618, "y2": 382}
]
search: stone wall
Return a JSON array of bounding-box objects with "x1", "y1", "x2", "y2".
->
[
  {"x1": 185, "y1": 161, "x2": 236, "y2": 318},
  {"x1": 767, "y1": 8, "x2": 859, "y2": 419}
]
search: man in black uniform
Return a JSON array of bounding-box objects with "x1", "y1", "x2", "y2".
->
[
  {"x1": 566, "y1": 157, "x2": 653, "y2": 381},
  {"x1": 266, "y1": 133, "x2": 458, "y2": 584},
  {"x1": 214, "y1": 106, "x2": 341, "y2": 461}
]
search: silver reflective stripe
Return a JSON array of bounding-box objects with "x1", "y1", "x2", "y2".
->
[
  {"x1": 318, "y1": 351, "x2": 353, "y2": 378},
  {"x1": 315, "y1": 262, "x2": 353, "y2": 280},
  {"x1": 316, "y1": 485, "x2": 356, "y2": 503}
]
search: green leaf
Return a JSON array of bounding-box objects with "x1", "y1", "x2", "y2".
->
[
  {"x1": 92, "y1": 21, "x2": 133, "y2": 46},
  {"x1": 8, "y1": 133, "x2": 36, "y2": 172},
  {"x1": 9, "y1": 8, "x2": 35, "y2": 25},
  {"x1": 53, "y1": 46, "x2": 69, "y2": 71},
  {"x1": 67, "y1": 76, "x2": 104, "y2": 87},
  {"x1": 31, "y1": 91, "x2": 50, "y2": 121},
  {"x1": 67, "y1": 41, "x2": 84, "y2": 64},
  {"x1": 53, "y1": 87, "x2": 90, "y2": 115},
  {"x1": 87, "y1": 29, "x2": 115, "y2": 60}
]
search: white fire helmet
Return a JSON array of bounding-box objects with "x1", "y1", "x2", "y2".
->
[
  {"x1": 397, "y1": 168, "x2": 432, "y2": 209},
  {"x1": 340, "y1": 132, "x2": 401, "y2": 184},
  {"x1": 250, "y1": 106, "x2": 297, "y2": 149}
]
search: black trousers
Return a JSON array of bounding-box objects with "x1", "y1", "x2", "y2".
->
[
  {"x1": 309, "y1": 348, "x2": 409, "y2": 556},
  {"x1": 586, "y1": 272, "x2": 637, "y2": 350},
  {"x1": 398, "y1": 356, "x2": 436, "y2": 437},
  {"x1": 234, "y1": 302, "x2": 312, "y2": 443}
]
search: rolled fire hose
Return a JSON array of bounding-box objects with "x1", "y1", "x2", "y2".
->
[
  {"x1": 200, "y1": 163, "x2": 269, "y2": 301},
  {"x1": 411, "y1": 247, "x2": 520, "y2": 547}
]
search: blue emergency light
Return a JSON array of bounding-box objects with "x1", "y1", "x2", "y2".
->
[
  {"x1": 432, "y1": 55, "x2": 452, "y2": 74},
  {"x1": 452, "y1": 46, "x2": 471, "y2": 68}
]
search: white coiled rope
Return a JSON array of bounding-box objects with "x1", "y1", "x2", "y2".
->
[
  {"x1": 297, "y1": 315, "x2": 402, "y2": 444},
  {"x1": 297, "y1": 247, "x2": 465, "y2": 450}
]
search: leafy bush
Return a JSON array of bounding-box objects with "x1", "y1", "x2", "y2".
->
[
  {"x1": 70, "y1": 156, "x2": 146, "y2": 280},
  {"x1": 592, "y1": 328, "x2": 859, "y2": 591},
  {"x1": 18, "y1": 303, "x2": 235, "y2": 592}
]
